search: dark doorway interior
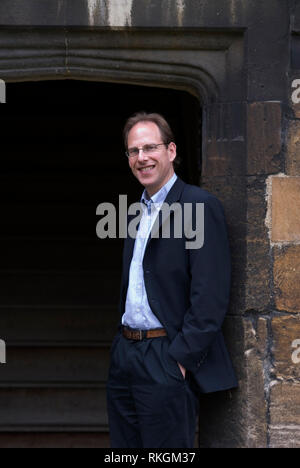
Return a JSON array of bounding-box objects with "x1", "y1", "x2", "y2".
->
[{"x1": 0, "y1": 80, "x2": 201, "y2": 447}]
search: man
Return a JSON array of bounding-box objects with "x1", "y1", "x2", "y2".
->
[{"x1": 106, "y1": 112, "x2": 237, "y2": 448}]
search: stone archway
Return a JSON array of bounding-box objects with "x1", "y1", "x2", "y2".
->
[{"x1": 0, "y1": 26, "x2": 250, "y2": 447}]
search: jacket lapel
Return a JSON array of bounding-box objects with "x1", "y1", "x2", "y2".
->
[{"x1": 145, "y1": 176, "x2": 186, "y2": 251}]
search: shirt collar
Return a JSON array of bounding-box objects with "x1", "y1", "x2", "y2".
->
[{"x1": 141, "y1": 173, "x2": 178, "y2": 208}]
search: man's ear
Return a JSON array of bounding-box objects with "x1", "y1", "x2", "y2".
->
[{"x1": 168, "y1": 142, "x2": 177, "y2": 162}]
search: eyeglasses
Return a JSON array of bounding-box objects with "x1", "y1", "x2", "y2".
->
[{"x1": 125, "y1": 143, "x2": 168, "y2": 158}]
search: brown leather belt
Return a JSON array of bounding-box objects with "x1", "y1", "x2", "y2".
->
[{"x1": 122, "y1": 326, "x2": 167, "y2": 341}]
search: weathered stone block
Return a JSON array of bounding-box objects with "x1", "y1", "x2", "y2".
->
[
  {"x1": 198, "y1": 316, "x2": 268, "y2": 448},
  {"x1": 202, "y1": 102, "x2": 246, "y2": 176},
  {"x1": 246, "y1": 176, "x2": 270, "y2": 311},
  {"x1": 238, "y1": 317, "x2": 268, "y2": 447},
  {"x1": 247, "y1": 102, "x2": 282, "y2": 175},
  {"x1": 246, "y1": 240, "x2": 270, "y2": 311},
  {"x1": 200, "y1": 175, "x2": 247, "y2": 315},
  {"x1": 272, "y1": 315, "x2": 300, "y2": 379},
  {"x1": 271, "y1": 176, "x2": 300, "y2": 242},
  {"x1": 286, "y1": 120, "x2": 300, "y2": 175},
  {"x1": 273, "y1": 245, "x2": 300, "y2": 313},
  {"x1": 270, "y1": 382, "x2": 300, "y2": 448},
  {"x1": 247, "y1": 176, "x2": 269, "y2": 241}
]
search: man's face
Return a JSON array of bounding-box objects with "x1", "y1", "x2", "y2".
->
[{"x1": 127, "y1": 121, "x2": 176, "y2": 197}]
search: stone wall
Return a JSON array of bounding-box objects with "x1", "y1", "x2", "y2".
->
[
  {"x1": 0, "y1": 0, "x2": 299, "y2": 448},
  {"x1": 265, "y1": 77, "x2": 300, "y2": 446}
]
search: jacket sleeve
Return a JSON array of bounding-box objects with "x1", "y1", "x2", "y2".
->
[{"x1": 168, "y1": 194, "x2": 231, "y2": 374}]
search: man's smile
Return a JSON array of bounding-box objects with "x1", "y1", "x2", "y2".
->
[{"x1": 137, "y1": 165, "x2": 156, "y2": 173}]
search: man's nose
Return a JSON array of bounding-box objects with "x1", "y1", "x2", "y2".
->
[{"x1": 137, "y1": 148, "x2": 148, "y2": 161}]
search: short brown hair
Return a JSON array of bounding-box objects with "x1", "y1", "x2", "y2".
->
[{"x1": 123, "y1": 111, "x2": 175, "y2": 149}]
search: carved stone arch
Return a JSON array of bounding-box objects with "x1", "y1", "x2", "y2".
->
[
  {"x1": 1, "y1": 28, "x2": 243, "y2": 101},
  {"x1": 1, "y1": 27, "x2": 246, "y2": 177},
  {"x1": 0, "y1": 26, "x2": 247, "y2": 447}
]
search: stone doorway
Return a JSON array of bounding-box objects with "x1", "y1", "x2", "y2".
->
[{"x1": 0, "y1": 79, "x2": 201, "y2": 447}]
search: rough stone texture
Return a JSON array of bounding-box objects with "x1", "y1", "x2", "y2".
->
[
  {"x1": 242, "y1": 317, "x2": 268, "y2": 447},
  {"x1": 247, "y1": 102, "x2": 283, "y2": 175},
  {"x1": 246, "y1": 176, "x2": 271, "y2": 311},
  {"x1": 0, "y1": 28, "x2": 244, "y2": 106},
  {"x1": 273, "y1": 245, "x2": 300, "y2": 313},
  {"x1": 247, "y1": 176, "x2": 269, "y2": 242},
  {"x1": 269, "y1": 382, "x2": 300, "y2": 448},
  {"x1": 203, "y1": 102, "x2": 246, "y2": 177},
  {"x1": 0, "y1": 0, "x2": 297, "y2": 449},
  {"x1": 198, "y1": 316, "x2": 268, "y2": 448},
  {"x1": 246, "y1": 240, "x2": 270, "y2": 311},
  {"x1": 286, "y1": 120, "x2": 300, "y2": 175},
  {"x1": 272, "y1": 315, "x2": 300, "y2": 380},
  {"x1": 271, "y1": 176, "x2": 300, "y2": 243},
  {"x1": 204, "y1": 165, "x2": 274, "y2": 317},
  {"x1": 200, "y1": 175, "x2": 247, "y2": 316}
]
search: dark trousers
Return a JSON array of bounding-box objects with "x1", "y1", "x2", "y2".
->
[{"x1": 106, "y1": 333, "x2": 199, "y2": 448}]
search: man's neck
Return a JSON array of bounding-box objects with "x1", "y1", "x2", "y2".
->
[{"x1": 145, "y1": 171, "x2": 175, "y2": 199}]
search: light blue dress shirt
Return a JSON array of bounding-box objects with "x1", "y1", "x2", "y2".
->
[{"x1": 122, "y1": 172, "x2": 178, "y2": 330}]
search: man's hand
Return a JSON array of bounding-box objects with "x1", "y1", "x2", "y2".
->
[{"x1": 177, "y1": 362, "x2": 186, "y2": 379}]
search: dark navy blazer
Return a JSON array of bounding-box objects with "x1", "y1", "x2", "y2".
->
[{"x1": 118, "y1": 177, "x2": 238, "y2": 393}]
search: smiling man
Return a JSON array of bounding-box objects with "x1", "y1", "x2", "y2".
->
[
  {"x1": 126, "y1": 118, "x2": 176, "y2": 197},
  {"x1": 106, "y1": 112, "x2": 237, "y2": 448}
]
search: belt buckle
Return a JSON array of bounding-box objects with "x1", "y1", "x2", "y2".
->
[
  {"x1": 137, "y1": 329, "x2": 147, "y2": 340},
  {"x1": 139, "y1": 330, "x2": 147, "y2": 340}
]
